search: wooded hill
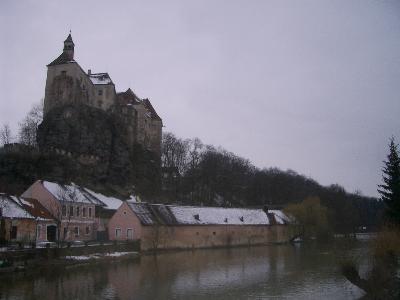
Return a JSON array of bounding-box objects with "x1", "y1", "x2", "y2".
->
[
  {"x1": 0, "y1": 124, "x2": 383, "y2": 233},
  {"x1": 160, "y1": 132, "x2": 383, "y2": 232}
]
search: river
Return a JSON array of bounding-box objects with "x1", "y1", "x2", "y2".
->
[{"x1": 0, "y1": 240, "x2": 371, "y2": 300}]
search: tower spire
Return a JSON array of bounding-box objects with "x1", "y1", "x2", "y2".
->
[{"x1": 63, "y1": 32, "x2": 75, "y2": 60}]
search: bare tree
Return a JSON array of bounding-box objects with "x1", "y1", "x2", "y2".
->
[
  {"x1": 0, "y1": 124, "x2": 13, "y2": 146},
  {"x1": 0, "y1": 196, "x2": 10, "y2": 243},
  {"x1": 161, "y1": 132, "x2": 190, "y2": 175},
  {"x1": 18, "y1": 101, "x2": 43, "y2": 147}
]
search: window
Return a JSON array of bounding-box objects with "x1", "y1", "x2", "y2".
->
[
  {"x1": 62, "y1": 205, "x2": 67, "y2": 217},
  {"x1": 88, "y1": 207, "x2": 92, "y2": 218},
  {"x1": 69, "y1": 206, "x2": 74, "y2": 217},
  {"x1": 0, "y1": 208, "x2": 2, "y2": 217},
  {"x1": 64, "y1": 227, "x2": 68, "y2": 238},
  {"x1": 11, "y1": 226, "x2": 17, "y2": 239},
  {"x1": 98, "y1": 89, "x2": 103, "y2": 96},
  {"x1": 74, "y1": 227, "x2": 79, "y2": 237},
  {"x1": 61, "y1": 70, "x2": 66, "y2": 75},
  {"x1": 82, "y1": 207, "x2": 86, "y2": 218},
  {"x1": 115, "y1": 228, "x2": 121, "y2": 238},
  {"x1": 76, "y1": 206, "x2": 80, "y2": 217},
  {"x1": 37, "y1": 225, "x2": 42, "y2": 239},
  {"x1": 127, "y1": 228, "x2": 133, "y2": 239},
  {"x1": 85, "y1": 226, "x2": 90, "y2": 235},
  {"x1": 213, "y1": 232, "x2": 216, "y2": 235}
]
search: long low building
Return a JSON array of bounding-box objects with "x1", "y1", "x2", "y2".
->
[{"x1": 108, "y1": 202, "x2": 298, "y2": 251}]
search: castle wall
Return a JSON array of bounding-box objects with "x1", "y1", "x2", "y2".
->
[
  {"x1": 149, "y1": 119, "x2": 162, "y2": 154},
  {"x1": 44, "y1": 63, "x2": 116, "y2": 114},
  {"x1": 93, "y1": 84, "x2": 116, "y2": 110},
  {"x1": 44, "y1": 63, "x2": 94, "y2": 114}
]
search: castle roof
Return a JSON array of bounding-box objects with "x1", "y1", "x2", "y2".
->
[
  {"x1": 47, "y1": 51, "x2": 76, "y2": 66},
  {"x1": 64, "y1": 33, "x2": 74, "y2": 44},
  {"x1": 89, "y1": 73, "x2": 113, "y2": 85},
  {"x1": 143, "y1": 99, "x2": 162, "y2": 121},
  {"x1": 116, "y1": 88, "x2": 141, "y2": 105}
]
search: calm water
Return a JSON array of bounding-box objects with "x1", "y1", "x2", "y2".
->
[{"x1": 0, "y1": 241, "x2": 370, "y2": 300}]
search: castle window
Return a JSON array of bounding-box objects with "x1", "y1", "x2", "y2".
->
[{"x1": 98, "y1": 90, "x2": 103, "y2": 96}]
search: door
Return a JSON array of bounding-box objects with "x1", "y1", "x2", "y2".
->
[{"x1": 47, "y1": 225, "x2": 57, "y2": 242}]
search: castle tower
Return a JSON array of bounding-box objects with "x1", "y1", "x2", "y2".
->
[{"x1": 63, "y1": 33, "x2": 75, "y2": 60}]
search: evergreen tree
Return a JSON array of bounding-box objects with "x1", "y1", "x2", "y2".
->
[{"x1": 378, "y1": 137, "x2": 400, "y2": 224}]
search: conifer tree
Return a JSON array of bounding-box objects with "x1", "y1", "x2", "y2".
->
[{"x1": 378, "y1": 137, "x2": 400, "y2": 224}]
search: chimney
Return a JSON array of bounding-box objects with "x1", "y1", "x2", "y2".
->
[{"x1": 88, "y1": 69, "x2": 91, "y2": 75}]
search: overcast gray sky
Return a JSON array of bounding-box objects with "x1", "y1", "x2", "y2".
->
[{"x1": 1, "y1": 0, "x2": 400, "y2": 197}]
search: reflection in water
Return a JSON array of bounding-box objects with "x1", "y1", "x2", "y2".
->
[{"x1": 0, "y1": 242, "x2": 368, "y2": 300}]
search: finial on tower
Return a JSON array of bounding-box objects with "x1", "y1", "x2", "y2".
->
[{"x1": 63, "y1": 32, "x2": 75, "y2": 60}]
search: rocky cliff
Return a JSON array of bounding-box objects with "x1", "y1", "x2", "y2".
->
[{"x1": 0, "y1": 104, "x2": 161, "y2": 198}]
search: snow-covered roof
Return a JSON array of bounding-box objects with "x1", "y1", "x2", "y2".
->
[
  {"x1": 269, "y1": 210, "x2": 293, "y2": 224},
  {"x1": 42, "y1": 181, "x2": 122, "y2": 210},
  {"x1": 127, "y1": 203, "x2": 291, "y2": 226},
  {"x1": 83, "y1": 189, "x2": 122, "y2": 210},
  {"x1": 89, "y1": 73, "x2": 112, "y2": 85},
  {"x1": 0, "y1": 194, "x2": 34, "y2": 219},
  {"x1": 170, "y1": 206, "x2": 270, "y2": 225}
]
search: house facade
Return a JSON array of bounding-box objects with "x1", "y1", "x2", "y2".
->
[
  {"x1": 108, "y1": 202, "x2": 297, "y2": 251},
  {"x1": 21, "y1": 180, "x2": 122, "y2": 242},
  {"x1": 0, "y1": 194, "x2": 54, "y2": 243}
]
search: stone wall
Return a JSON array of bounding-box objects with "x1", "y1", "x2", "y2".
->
[{"x1": 140, "y1": 224, "x2": 298, "y2": 251}]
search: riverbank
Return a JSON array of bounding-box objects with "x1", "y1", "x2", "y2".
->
[{"x1": 0, "y1": 241, "x2": 140, "y2": 275}]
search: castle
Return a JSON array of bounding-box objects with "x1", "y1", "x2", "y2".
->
[{"x1": 43, "y1": 33, "x2": 162, "y2": 154}]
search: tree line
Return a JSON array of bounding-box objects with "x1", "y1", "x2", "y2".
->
[{"x1": 160, "y1": 132, "x2": 383, "y2": 232}]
